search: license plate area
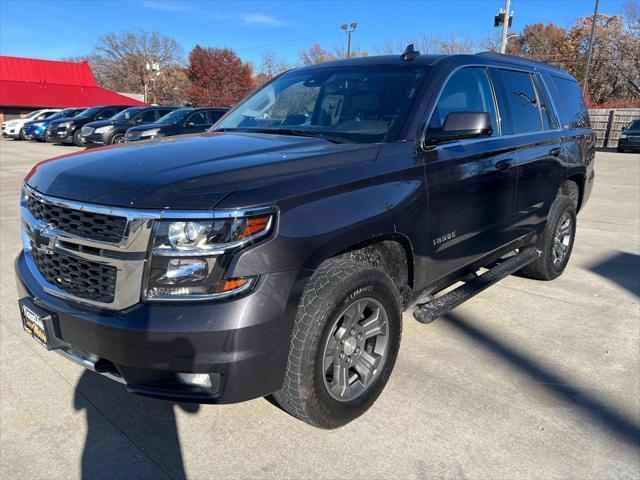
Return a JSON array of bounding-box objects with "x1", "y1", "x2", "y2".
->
[{"x1": 19, "y1": 299, "x2": 56, "y2": 350}]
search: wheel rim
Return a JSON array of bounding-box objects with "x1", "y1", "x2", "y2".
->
[
  {"x1": 114, "y1": 136, "x2": 124, "y2": 144},
  {"x1": 322, "y1": 297, "x2": 389, "y2": 402},
  {"x1": 552, "y1": 211, "x2": 572, "y2": 265}
]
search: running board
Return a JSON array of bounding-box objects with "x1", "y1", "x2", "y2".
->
[{"x1": 413, "y1": 248, "x2": 541, "y2": 324}]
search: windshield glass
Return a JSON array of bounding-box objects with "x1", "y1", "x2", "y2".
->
[
  {"x1": 46, "y1": 111, "x2": 67, "y2": 121},
  {"x1": 157, "y1": 109, "x2": 192, "y2": 125},
  {"x1": 216, "y1": 65, "x2": 428, "y2": 143},
  {"x1": 110, "y1": 107, "x2": 145, "y2": 122},
  {"x1": 629, "y1": 120, "x2": 640, "y2": 130},
  {"x1": 24, "y1": 110, "x2": 42, "y2": 119},
  {"x1": 75, "y1": 106, "x2": 102, "y2": 119}
]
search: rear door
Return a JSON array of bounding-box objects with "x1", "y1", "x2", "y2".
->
[
  {"x1": 491, "y1": 68, "x2": 565, "y2": 238},
  {"x1": 421, "y1": 66, "x2": 518, "y2": 279}
]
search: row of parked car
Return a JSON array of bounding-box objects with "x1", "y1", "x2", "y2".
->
[{"x1": 2, "y1": 105, "x2": 229, "y2": 147}]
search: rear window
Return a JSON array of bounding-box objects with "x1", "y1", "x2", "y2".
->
[{"x1": 549, "y1": 75, "x2": 589, "y2": 130}]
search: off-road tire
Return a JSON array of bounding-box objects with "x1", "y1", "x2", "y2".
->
[
  {"x1": 273, "y1": 258, "x2": 402, "y2": 429},
  {"x1": 520, "y1": 195, "x2": 576, "y2": 280}
]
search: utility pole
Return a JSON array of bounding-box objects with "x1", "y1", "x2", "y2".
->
[
  {"x1": 341, "y1": 23, "x2": 358, "y2": 58},
  {"x1": 499, "y1": 0, "x2": 512, "y2": 54},
  {"x1": 582, "y1": 0, "x2": 600, "y2": 95}
]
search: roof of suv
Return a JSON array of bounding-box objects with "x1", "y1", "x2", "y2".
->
[{"x1": 300, "y1": 51, "x2": 570, "y2": 77}]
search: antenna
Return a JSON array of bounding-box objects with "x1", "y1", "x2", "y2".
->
[{"x1": 401, "y1": 44, "x2": 420, "y2": 61}]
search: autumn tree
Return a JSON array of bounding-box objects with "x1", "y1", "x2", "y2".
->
[
  {"x1": 299, "y1": 44, "x2": 336, "y2": 65},
  {"x1": 186, "y1": 45, "x2": 254, "y2": 107}
]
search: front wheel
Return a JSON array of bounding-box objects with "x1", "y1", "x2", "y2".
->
[
  {"x1": 72, "y1": 130, "x2": 86, "y2": 147},
  {"x1": 520, "y1": 195, "x2": 577, "y2": 280},
  {"x1": 273, "y1": 258, "x2": 402, "y2": 429},
  {"x1": 110, "y1": 133, "x2": 125, "y2": 144}
]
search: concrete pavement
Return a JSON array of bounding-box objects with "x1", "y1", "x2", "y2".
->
[{"x1": 1, "y1": 138, "x2": 638, "y2": 479}]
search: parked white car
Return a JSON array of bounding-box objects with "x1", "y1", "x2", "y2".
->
[{"x1": 2, "y1": 109, "x2": 61, "y2": 140}]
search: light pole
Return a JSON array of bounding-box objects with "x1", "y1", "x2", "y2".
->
[
  {"x1": 341, "y1": 23, "x2": 358, "y2": 58},
  {"x1": 494, "y1": 0, "x2": 513, "y2": 54},
  {"x1": 145, "y1": 62, "x2": 160, "y2": 104}
]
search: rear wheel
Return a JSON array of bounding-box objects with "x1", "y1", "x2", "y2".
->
[
  {"x1": 520, "y1": 195, "x2": 576, "y2": 280},
  {"x1": 273, "y1": 258, "x2": 402, "y2": 429}
]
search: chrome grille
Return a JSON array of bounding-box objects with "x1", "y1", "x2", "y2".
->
[
  {"x1": 27, "y1": 193, "x2": 127, "y2": 243},
  {"x1": 32, "y1": 247, "x2": 117, "y2": 303}
]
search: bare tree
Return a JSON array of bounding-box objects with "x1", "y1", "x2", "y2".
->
[{"x1": 93, "y1": 30, "x2": 186, "y2": 103}]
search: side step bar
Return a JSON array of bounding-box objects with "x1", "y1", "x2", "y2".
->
[{"x1": 413, "y1": 248, "x2": 541, "y2": 324}]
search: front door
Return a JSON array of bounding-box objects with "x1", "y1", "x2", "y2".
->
[{"x1": 420, "y1": 67, "x2": 518, "y2": 281}]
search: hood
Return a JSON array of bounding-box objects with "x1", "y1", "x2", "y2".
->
[
  {"x1": 49, "y1": 117, "x2": 79, "y2": 127},
  {"x1": 127, "y1": 122, "x2": 169, "y2": 132},
  {"x1": 26, "y1": 132, "x2": 380, "y2": 209},
  {"x1": 84, "y1": 119, "x2": 120, "y2": 129}
]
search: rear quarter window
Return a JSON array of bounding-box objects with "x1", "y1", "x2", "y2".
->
[
  {"x1": 492, "y1": 69, "x2": 542, "y2": 135},
  {"x1": 548, "y1": 75, "x2": 590, "y2": 130}
]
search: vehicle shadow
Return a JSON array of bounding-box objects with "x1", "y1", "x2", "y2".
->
[
  {"x1": 74, "y1": 370, "x2": 199, "y2": 480},
  {"x1": 587, "y1": 251, "x2": 640, "y2": 299},
  {"x1": 441, "y1": 312, "x2": 640, "y2": 448}
]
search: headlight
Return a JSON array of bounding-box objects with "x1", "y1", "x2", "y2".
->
[
  {"x1": 619, "y1": 133, "x2": 628, "y2": 139},
  {"x1": 32, "y1": 122, "x2": 45, "y2": 127},
  {"x1": 58, "y1": 121, "x2": 72, "y2": 128},
  {"x1": 94, "y1": 126, "x2": 113, "y2": 134},
  {"x1": 144, "y1": 209, "x2": 276, "y2": 300},
  {"x1": 140, "y1": 128, "x2": 161, "y2": 137}
]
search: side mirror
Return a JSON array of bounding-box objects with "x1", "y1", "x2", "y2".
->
[
  {"x1": 621, "y1": 126, "x2": 626, "y2": 131},
  {"x1": 425, "y1": 112, "x2": 493, "y2": 145}
]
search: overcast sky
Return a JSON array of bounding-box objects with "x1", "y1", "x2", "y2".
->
[{"x1": 0, "y1": 0, "x2": 631, "y2": 65}]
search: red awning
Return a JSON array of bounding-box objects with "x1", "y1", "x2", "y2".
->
[
  {"x1": 0, "y1": 55, "x2": 146, "y2": 108},
  {"x1": 0, "y1": 80, "x2": 146, "y2": 108}
]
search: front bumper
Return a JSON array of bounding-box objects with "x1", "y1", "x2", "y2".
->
[
  {"x1": 618, "y1": 138, "x2": 640, "y2": 151},
  {"x1": 16, "y1": 251, "x2": 301, "y2": 403},
  {"x1": 85, "y1": 131, "x2": 110, "y2": 146},
  {"x1": 51, "y1": 126, "x2": 75, "y2": 143}
]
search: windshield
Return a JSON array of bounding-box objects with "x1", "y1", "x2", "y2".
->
[
  {"x1": 24, "y1": 110, "x2": 43, "y2": 119},
  {"x1": 156, "y1": 109, "x2": 191, "y2": 125},
  {"x1": 75, "y1": 106, "x2": 102, "y2": 119},
  {"x1": 216, "y1": 65, "x2": 428, "y2": 143},
  {"x1": 110, "y1": 107, "x2": 145, "y2": 122},
  {"x1": 628, "y1": 120, "x2": 640, "y2": 130}
]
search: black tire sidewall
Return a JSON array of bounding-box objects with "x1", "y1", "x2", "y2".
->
[
  {"x1": 73, "y1": 130, "x2": 85, "y2": 146},
  {"x1": 110, "y1": 133, "x2": 124, "y2": 144},
  {"x1": 306, "y1": 268, "x2": 402, "y2": 428},
  {"x1": 541, "y1": 197, "x2": 577, "y2": 278}
]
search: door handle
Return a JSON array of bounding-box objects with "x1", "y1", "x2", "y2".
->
[
  {"x1": 549, "y1": 147, "x2": 561, "y2": 157},
  {"x1": 495, "y1": 159, "x2": 512, "y2": 171}
]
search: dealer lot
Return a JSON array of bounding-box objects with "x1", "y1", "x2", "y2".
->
[{"x1": 1, "y1": 138, "x2": 638, "y2": 479}]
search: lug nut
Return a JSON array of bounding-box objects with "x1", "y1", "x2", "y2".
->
[
  {"x1": 355, "y1": 347, "x2": 360, "y2": 354},
  {"x1": 350, "y1": 328, "x2": 356, "y2": 335},
  {"x1": 347, "y1": 356, "x2": 352, "y2": 364},
  {"x1": 357, "y1": 333, "x2": 363, "y2": 340},
  {"x1": 339, "y1": 353, "x2": 345, "y2": 360}
]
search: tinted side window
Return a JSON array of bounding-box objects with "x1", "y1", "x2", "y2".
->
[
  {"x1": 549, "y1": 75, "x2": 589, "y2": 130},
  {"x1": 208, "y1": 110, "x2": 223, "y2": 123},
  {"x1": 139, "y1": 110, "x2": 157, "y2": 123},
  {"x1": 187, "y1": 112, "x2": 208, "y2": 125},
  {"x1": 494, "y1": 69, "x2": 542, "y2": 134},
  {"x1": 429, "y1": 67, "x2": 499, "y2": 136},
  {"x1": 532, "y1": 75, "x2": 558, "y2": 130},
  {"x1": 97, "y1": 107, "x2": 117, "y2": 120}
]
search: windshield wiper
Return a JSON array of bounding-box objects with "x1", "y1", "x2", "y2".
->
[{"x1": 215, "y1": 127, "x2": 350, "y2": 144}]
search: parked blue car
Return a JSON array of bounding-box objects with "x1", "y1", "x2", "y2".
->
[{"x1": 25, "y1": 108, "x2": 87, "y2": 142}]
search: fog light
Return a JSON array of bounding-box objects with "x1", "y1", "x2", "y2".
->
[{"x1": 176, "y1": 373, "x2": 212, "y2": 388}]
